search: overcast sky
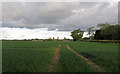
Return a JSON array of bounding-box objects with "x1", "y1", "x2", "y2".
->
[
  {"x1": 2, "y1": 2, "x2": 118, "y2": 31},
  {"x1": 0, "y1": 2, "x2": 118, "y2": 39}
]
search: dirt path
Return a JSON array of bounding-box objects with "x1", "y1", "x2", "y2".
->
[
  {"x1": 66, "y1": 44, "x2": 104, "y2": 71},
  {"x1": 48, "y1": 44, "x2": 61, "y2": 72}
]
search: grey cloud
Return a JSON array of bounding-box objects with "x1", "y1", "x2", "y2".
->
[
  {"x1": 2, "y1": 2, "x2": 118, "y2": 31},
  {"x1": 3, "y1": 2, "x2": 79, "y2": 28},
  {"x1": 60, "y1": 2, "x2": 118, "y2": 30},
  {"x1": 118, "y1": 2, "x2": 120, "y2": 25}
]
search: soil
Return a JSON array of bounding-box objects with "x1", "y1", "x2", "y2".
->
[
  {"x1": 66, "y1": 44, "x2": 104, "y2": 71},
  {"x1": 48, "y1": 44, "x2": 61, "y2": 72}
]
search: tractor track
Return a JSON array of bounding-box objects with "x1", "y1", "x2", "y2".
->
[
  {"x1": 66, "y1": 44, "x2": 104, "y2": 71},
  {"x1": 48, "y1": 44, "x2": 61, "y2": 72}
]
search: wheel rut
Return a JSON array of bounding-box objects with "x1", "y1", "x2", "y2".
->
[
  {"x1": 66, "y1": 44, "x2": 104, "y2": 71},
  {"x1": 48, "y1": 44, "x2": 61, "y2": 72}
]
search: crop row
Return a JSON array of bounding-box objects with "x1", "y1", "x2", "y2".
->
[
  {"x1": 2, "y1": 41, "x2": 59, "y2": 72},
  {"x1": 67, "y1": 41, "x2": 118, "y2": 72},
  {"x1": 53, "y1": 42, "x2": 100, "y2": 72}
]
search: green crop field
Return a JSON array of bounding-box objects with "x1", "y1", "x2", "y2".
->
[
  {"x1": 67, "y1": 41, "x2": 118, "y2": 72},
  {"x1": 2, "y1": 41, "x2": 118, "y2": 72},
  {"x1": 2, "y1": 41, "x2": 59, "y2": 72},
  {"x1": 53, "y1": 42, "x2": 99, "y2": 72}
]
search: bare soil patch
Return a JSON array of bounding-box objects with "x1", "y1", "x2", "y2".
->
[
  {"x1": 66, "y1": 44, "x2": 104, "y2": 71},
  {"x1": 48, "y1": 44, "x2": 61, "y2": 72}
]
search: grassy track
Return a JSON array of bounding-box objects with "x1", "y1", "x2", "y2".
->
[
  {"x1": 2, "y1": 41, "x2": 59, "y2": 72},
  {"x1": 67, "y1": 41, "x2": 118, "y2": 72},
  {"x1": 2, "y1": 41, "x2": 118, "y2": 72},
  {"x1": 66, "y1": 44, "x2": 104, "y2": 71},
  {"x1": 53, "y1": 42, "x2": 99, "y2": 72},
  {"x1": 48, "y1": 44, "x2": 61, "y2": 72}
]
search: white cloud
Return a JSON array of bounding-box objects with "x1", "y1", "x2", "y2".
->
[
  {"x1": 0, "y1": 27, "x2": 89, "y2": 40},
  {"x1": 2, "y1": 2, "x2": 118, "y2": 31},
  {"x1": 2, "y1": 0, "x2": 119, "y2": 2}
]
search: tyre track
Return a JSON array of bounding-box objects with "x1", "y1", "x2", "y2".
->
[
  {"x1": 48, "y1": 44, "x2": 61, "y2": 72},
  {"x1": 66, "y1": 44, "x2": 104, "y2": 71}
]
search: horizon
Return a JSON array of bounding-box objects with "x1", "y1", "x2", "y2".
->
[
  {"x1": 0, "y1": 27, "x2": 90, "y2": 40},
  {"x1": 0, "y1": 2, "x2": 118, "y2": 40},
  {"x1": 0, "y1": 0, "x2": 119, "y2": 73}
]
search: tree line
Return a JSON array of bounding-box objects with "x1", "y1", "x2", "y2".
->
[{"x1": 71, "y1": 22, "x2": 120, "y2": 41}]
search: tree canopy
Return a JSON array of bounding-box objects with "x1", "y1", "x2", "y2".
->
[
  {"x1": 94, "y1": 23, "x2": 120, "y2": 40},
  {"x1": 71, "y1": 29, "x2": 84, "y2": 41},
  {"x1": 87, "y1": 27, "x2": 95, "y2": 40},
  {"x1": 97, "y1": 22, "x2": 110, "y2": 28},
  {"x1": 100, "y1": 25, "x2": 120, "y2": 40}
]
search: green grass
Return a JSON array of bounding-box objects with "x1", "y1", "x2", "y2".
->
[
  {"x1": 53, "y1": 42, "x2": 99, "y2": 72},
  {"x1": 2, "y1": 41, "x2": 59, "y2": 72},
  {"x1": 2, "y1": 41, "x2": 118, "y2": 72},
  {"x1": 67, "y1": 41, "x2": 118, "y2": 72}
]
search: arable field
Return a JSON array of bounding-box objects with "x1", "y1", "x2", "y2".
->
[
  {"x1": 67, "y1": 41, "x2": 118, "y2": 72},
  {"x1": 2, "y1": 41, "x2": 59, "y2": 72},
  {"x1": 2, "y1": 41, "x2": 118, "y2": 72}
]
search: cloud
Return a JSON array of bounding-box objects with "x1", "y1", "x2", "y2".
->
[
  {"x1": 2, "y1": 2, "x2": 78, "y2": 28},
  {"x1": 2, "y1": 2, "x2": 118, "y2": 31},
  {"x1": 0, "y1": 27, "x2": 89, "y2": 40},
  {"x1": 59, "y1": 2, "x2": 118, "y2": 30},
  {"x1": 0, "y1": 2, "x2": 2, "y2": 20},
  {"x1": 2, "y1": 0, "x2": 119, "y2": 2}
]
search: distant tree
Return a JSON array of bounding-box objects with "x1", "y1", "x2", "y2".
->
[
  {"x1": 118, "y1": 25, "x2": 120, "y2": 40},
  {"x1": 49, "y1": 37, "x2": 52, "y2": 39},
  {"x1": 56, "y1": 37, "x2": 59, "y2": 41},
  {"x1": 87, "y1": 27, "x2": 95, "y2": 40},
  {"x1": 64, "y1": 37, "x2": 67, "y2": 40},
  {"x1": 97, "y1": 22, "x2": 110, "y2": 28},
  {"x1": 23, "y1": 39, "x2": 27, "y2": 41},
  {"x1": 94, "y1": 30, "x2": 104, "y2": 40},
  {"x1": 48, "y1": 37, "x2": 52, "y2": 41},
  {"x1": 71, "y1": 29, "x2": 84, "y2": 41},
  {"x1": 53, "y1": 37, "x2": 55, "y2": 40},
  {"x1": 35, "y1": 38, "x2": 39, "y2": 40},
  {"x1": 82, "y1": 37, "x2": 89, "y2": 40},
  {"x1": 100, "y1": 25, "x2": 120, "y2": 40}
]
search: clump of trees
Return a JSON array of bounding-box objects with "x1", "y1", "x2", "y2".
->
[
  {"x1": 71, "y1": 29, "x2": 84, "y2": 41},
  {"x1": 94, "y1": 30, "x2": 104, "y2": 40},
  {"x1": 87, "y1": 27, "x2": 95, "y2": 40},
  {"x1": 94, "y1": 23, "x2": 120, "y2": 40},
  {"x1": 71, "y1": 22, "x2": 120, "y2": 41}
]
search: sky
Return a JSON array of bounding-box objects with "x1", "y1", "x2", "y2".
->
[{"x1": 0, "y1": 1, "x2": 118, "y2": 39}]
